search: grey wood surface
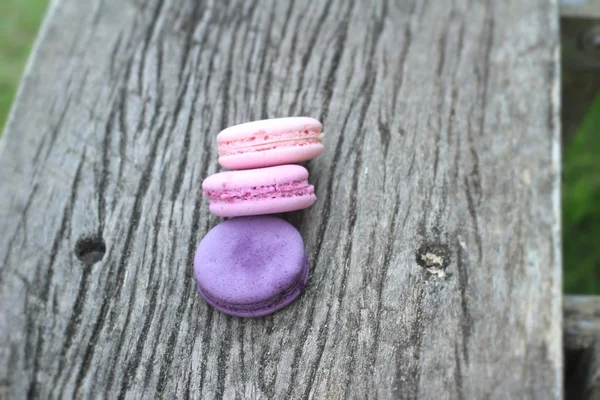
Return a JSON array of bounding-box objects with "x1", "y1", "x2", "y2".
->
[
  {"x1": 0, "y1": 0, "x2": 562, "y2": 398},
  {"x1": 564, "y1": 296, "x2": 600, "y2": 400}
]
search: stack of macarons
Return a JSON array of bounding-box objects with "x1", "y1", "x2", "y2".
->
[{"x1": 194, "y1": 117, "x2": 324, "y2": 317}]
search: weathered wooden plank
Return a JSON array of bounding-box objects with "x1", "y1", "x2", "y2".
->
[
  {"x1": 560, "y1": 0, "x2": 600, "y2": 18},
  {"x1": 564, "y1": 296, "x2": 600, "y2": 400},
  {"x1": 0, "y1": 0, "x2": 562, "y2": 398}
]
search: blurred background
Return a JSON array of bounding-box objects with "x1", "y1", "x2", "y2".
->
[
  {"x1": 0, "y1": 0, "x2": 47, "y2": 130},
  {"x1": 0, "y1": 1, "x2": 598, "y2": 293}
]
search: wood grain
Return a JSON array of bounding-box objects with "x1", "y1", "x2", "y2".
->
[{"x1": 0, "y1": 0, "x2": 562, "y2": 398}]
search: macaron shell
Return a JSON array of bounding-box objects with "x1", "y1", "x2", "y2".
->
[
  {"x1": 209, "y1": 192, "x2": 316, "y2": 217},
  {"x1": 198, "y1": 257, "x2": 309, "y2": 317},
  {"x1": 202, "y1": 164, "x2": 310, "y2": 191},
  {"x1": 219, "y1": 142, "x2": 324, "y2": 170},
  {"x1": 194, "y1": 216, "x2": 309, "y2": 317},
  {"x1": 217, "y1": 117, "x2": 322, "y2": 142}
]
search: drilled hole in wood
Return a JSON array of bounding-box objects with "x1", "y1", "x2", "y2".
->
[
  {"x1": 75, "y1": 235, "x2": 106, "y2": 266},
  {"x1": 416, "y1": 243, "x2": 450, "y2": 278}
]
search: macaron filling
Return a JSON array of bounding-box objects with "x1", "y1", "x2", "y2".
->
[
  {"x1": 205, "y1": 179, "x2": 314, "y2": 204},
  {"x1": 218, "y1": 129, "x2": 323, "y2": 156},
  {"x1": 197, "y1": 257, "x2": 309, "y2": 315}
]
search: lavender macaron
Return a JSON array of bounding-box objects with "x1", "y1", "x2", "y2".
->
[{"x1": 194, "y1": 216, "x2": 309, "y2": 317}]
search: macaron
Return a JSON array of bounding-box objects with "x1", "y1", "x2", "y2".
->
[
  {"x1": 194, "y1": 216, "x2": 309, "y2": 317},
  {"x1": 217, "y1": 117, "x2": 324, "y2": 169},
  {"x1": 202, "y1": 164, "x2": 316, "y2": 217}
]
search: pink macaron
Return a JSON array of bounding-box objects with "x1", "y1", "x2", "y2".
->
[
  {"x1": 202, "y1": 164, "x2": 316, "y2": 217},
  {"x1": 217, "y1": 117, "x2": 324, "y2": 170}
]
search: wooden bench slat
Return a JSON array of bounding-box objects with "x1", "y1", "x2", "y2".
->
[{"x1": 0, "y1": 0, "x2": 562, "y2": 398}]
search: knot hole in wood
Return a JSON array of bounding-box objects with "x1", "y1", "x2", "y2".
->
[
  {"x1": 416, "y1": 243, "x2": 451, "y2": 279},
  {"x1": 74, "y1": 235, "x2": 106, "y2": 266}
]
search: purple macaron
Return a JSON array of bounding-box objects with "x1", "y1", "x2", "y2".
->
[{"x1": 193, "y1": 216, "x2": 309, "y2": 317}]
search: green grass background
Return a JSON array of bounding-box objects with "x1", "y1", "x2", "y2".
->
[
  {"x1": 1, "y1": 1, "x2": 598, "y2": 293},
  {"x1": 563, "y1": 94, "x2": 600, "y2": 293},
  {"x1": 0, "y1": 0, "x2": 48, "y2": 129}
]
